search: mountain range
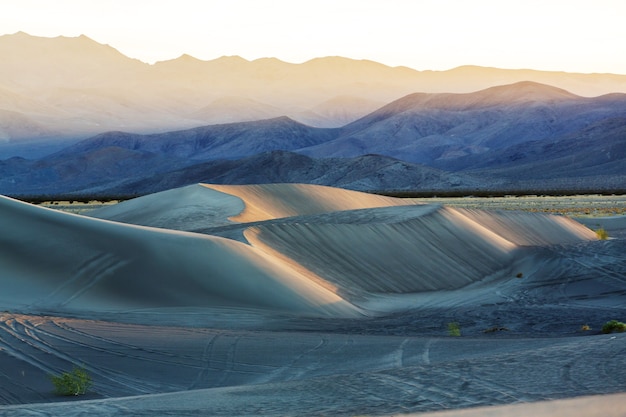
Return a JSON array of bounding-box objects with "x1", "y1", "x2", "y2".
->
[
  {"x1": 1, "y1": 32, "x2": 625, "y2": 196},
  {"x1": 2, "y1": 32, "x2": 626, "y2": 153},
  {"x1": 1, "y1": 80, "x2": 624, "y2": 196}
]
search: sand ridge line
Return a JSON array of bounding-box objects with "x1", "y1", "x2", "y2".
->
[{"x1": 204, "y1": 183, "x2": 419, "y2": 223}]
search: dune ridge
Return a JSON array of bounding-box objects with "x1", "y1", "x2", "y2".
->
[
  {"x1": 244, "y1": 205, "x2": 595, "y2": 305},
  {"x1": 205, "y1": 183, "x2": 408, "y2": 222},
  {"x1": 89, "y1": 183, "x2": 596, "y2": 308},
  {"x1": 0, "y1": 194, "x2": 358, "y2": 316},
  {"x1": 5, "y1": 183, "x2": 598, "y2": 318},
  {"x1": 245, "y1": 206, "x2": 516, "y2": 300}
]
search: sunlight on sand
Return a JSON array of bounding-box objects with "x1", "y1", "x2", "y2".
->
[{"x1": 205, "y1": 183, "x2": 410, "y2": 222}]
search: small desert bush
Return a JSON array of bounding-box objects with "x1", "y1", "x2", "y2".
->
[
  {"x1": 580, "y1": 324, "x2": 591, "y2": 331},
  {"x1": 601, "y1": 320, "x2": 626, "y2": 334},
  {"x1": 595, "y1": 228, "x2": 609, "y2": 240},
  {"x1": 50, "y1": 367, "x2": 92, "y2": 396},
  {"x1": 447, "y1": 322, "x2": 461, "y2": 337},
  {"x1": 516, "y1": 272, "x2": 523, "y2": 278},
  {"x1": 483, "y1": 326, "x2": 509, "y2": 333}
]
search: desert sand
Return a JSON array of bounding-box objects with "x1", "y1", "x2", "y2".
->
[{"x1": 0, "y1": 183, "x2": 624, "y2": 416}]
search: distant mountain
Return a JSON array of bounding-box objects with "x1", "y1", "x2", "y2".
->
[
  {"x1": 461, "y1": 117, "x2": 626, "y2": 190},
  {"x1": 93, "y1": 151, "x2": 484, "y2": 196},
  {"x1": 0, "y1": 146, "x2": 174, "y2": 196},
  {"x1": 0, "y1": 118, "x2": 340, "y2": 195},
  {"x1": 56, "y1": 117, "x2": 339, "y2": 161},
  {"x1": 2, "y1": 32, "x2": 626, "y2": 150},
  {"x1": 301, "y1": 82, "x2": 626, "y2": 164},
  {"x1": 1, "y1": 80, "x2": 624, "y2": 196},
  {"x1": 0, "y1": 149, "x2": 483, "y2": 196}
]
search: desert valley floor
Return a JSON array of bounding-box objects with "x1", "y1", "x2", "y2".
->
[{"x1": 0, "y1": 184, "x2": 625, "y2": 416}]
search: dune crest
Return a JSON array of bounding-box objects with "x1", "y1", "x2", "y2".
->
[{"x1": 204, "y1": 183, "x2": 411, "y2": 222}]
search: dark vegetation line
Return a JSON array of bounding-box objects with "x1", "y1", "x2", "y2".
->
[
  {"x1": 9, "y1": 188, "x2": 626, "y2": 204},
  {"x1": 10, "y1": 194, "x2": 141, "y2": 204},
  {"x1": 371, "y1": 188, "x2": 626, "y2": 198}
]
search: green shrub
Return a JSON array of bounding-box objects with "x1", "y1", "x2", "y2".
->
[
  {"x1": 50, "y1": 367, "x2": 92, "y2": 396},
  {"x1": 595, "y1": 228, "x2": 609, "y2": 240},
  {"x1": 447, "y1": 322, "x2": 461, "y2": 337},
  {"x1": 601, "y1": 320, "x2": 626, "y2": 334}
]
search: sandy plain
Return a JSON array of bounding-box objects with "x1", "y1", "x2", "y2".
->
[{"x1": 0, "y1": 183, "x2": 625, "y2": 416}]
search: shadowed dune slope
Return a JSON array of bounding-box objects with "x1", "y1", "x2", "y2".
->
[
  {"x1": 245, "y1": 206, "x2": 516, "y2": 298},
  {"x1": 0, "y1": 195, "x2": 358, "y2": 317},
  {"x1": 245, "y1": 205, "x2": 596, "y2": 300},
  {"x1": 89, "y1": 184, "x2": 244, "y2": 231}
]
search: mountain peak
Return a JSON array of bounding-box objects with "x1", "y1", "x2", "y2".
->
[
  {"x1": 378, "y1": 81, "x2": 581, "y2": 114},
  {"x1": 0, "y1": 31, "x2": 139, "y2": 65},
  {"x1": 4, "y1": 31, "x2": 30, "y2": 38},
  {"x1": 213, "y1": 55, "x2": 249, "y2": 63},
  {"x1": 479, "y1": 81, "x2": 580, "y2": 102},
  {"x1": 303, "y1": 56, "x2": 393, "y2": 72},
  {"x1": 177, "y1": 53, "x2": 199, "y2": 60},
  {"x1": 158, "y1": 53, "x2": 205, "y2": 64}
]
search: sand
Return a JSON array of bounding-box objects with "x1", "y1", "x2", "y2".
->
[{"x1": 0, "y1": 183, "x2": 624, "y2": 416}]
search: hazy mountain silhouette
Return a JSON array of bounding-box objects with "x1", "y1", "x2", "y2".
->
[
  {"x1": 98, "y1": 151, "x2": 483, "y2": 196},
  {"x1": 1, "y1": 81, "x2": 624, "y2": 196},
  {"x1": 2, "y1": 32, "x2": 626, "y2": 149},
  {"x1": 1, "y1": 33, "x2": 625, "y2": 194},
  {"x1": 55, "y1": 117, "x2": 339, "y2": 161}
]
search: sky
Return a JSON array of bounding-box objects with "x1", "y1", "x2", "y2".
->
[{"x1": 1, "y1": 0, "x2": 626, "y2": 74}]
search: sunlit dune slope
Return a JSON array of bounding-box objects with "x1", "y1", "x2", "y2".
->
[
  {"x1": 456, "y1": 208, "x2": 596, "y2": 245},
  {"x1": 205, "y1": 183, "x2": 412, "y2": 222},
  {"x1": 0, "y1": 195, "x2": 358, "y2": 317},
  {"x1": 245, "y1": 206, "x2": 515, "y2": 298},
  {"x1": 245, "y1": 205, "x2": 595, "y2": 300}
]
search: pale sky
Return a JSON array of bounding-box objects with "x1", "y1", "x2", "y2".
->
[{"x1": 1, "y1": 0, "x2": 625, "y2": 74}]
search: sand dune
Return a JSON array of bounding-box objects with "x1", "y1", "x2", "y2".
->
[
  {"x1": 245, "y1": 206, "x2": 516, "y2": 299},
  {"x1": 0, "y1": 194, "x2": 357, "y2": 316},
  {"x1": 94, "y1": 184, "x2": 595, "y2": 303},
  {"x1": 454, "y1": 208, "x2": 597, "y2": 245},
  {"x1": 1, "y1": 183, "x2": 624, "y2": 416},
  {"x1": 90, "y1": 183, "x2": 409, "y2": 228},
  {"x1": 206, "y1": 183, "x2": 408, "y2": 222},
  {"x1": 88, "y1": 184, "x2": 244, "y2": 230}
]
